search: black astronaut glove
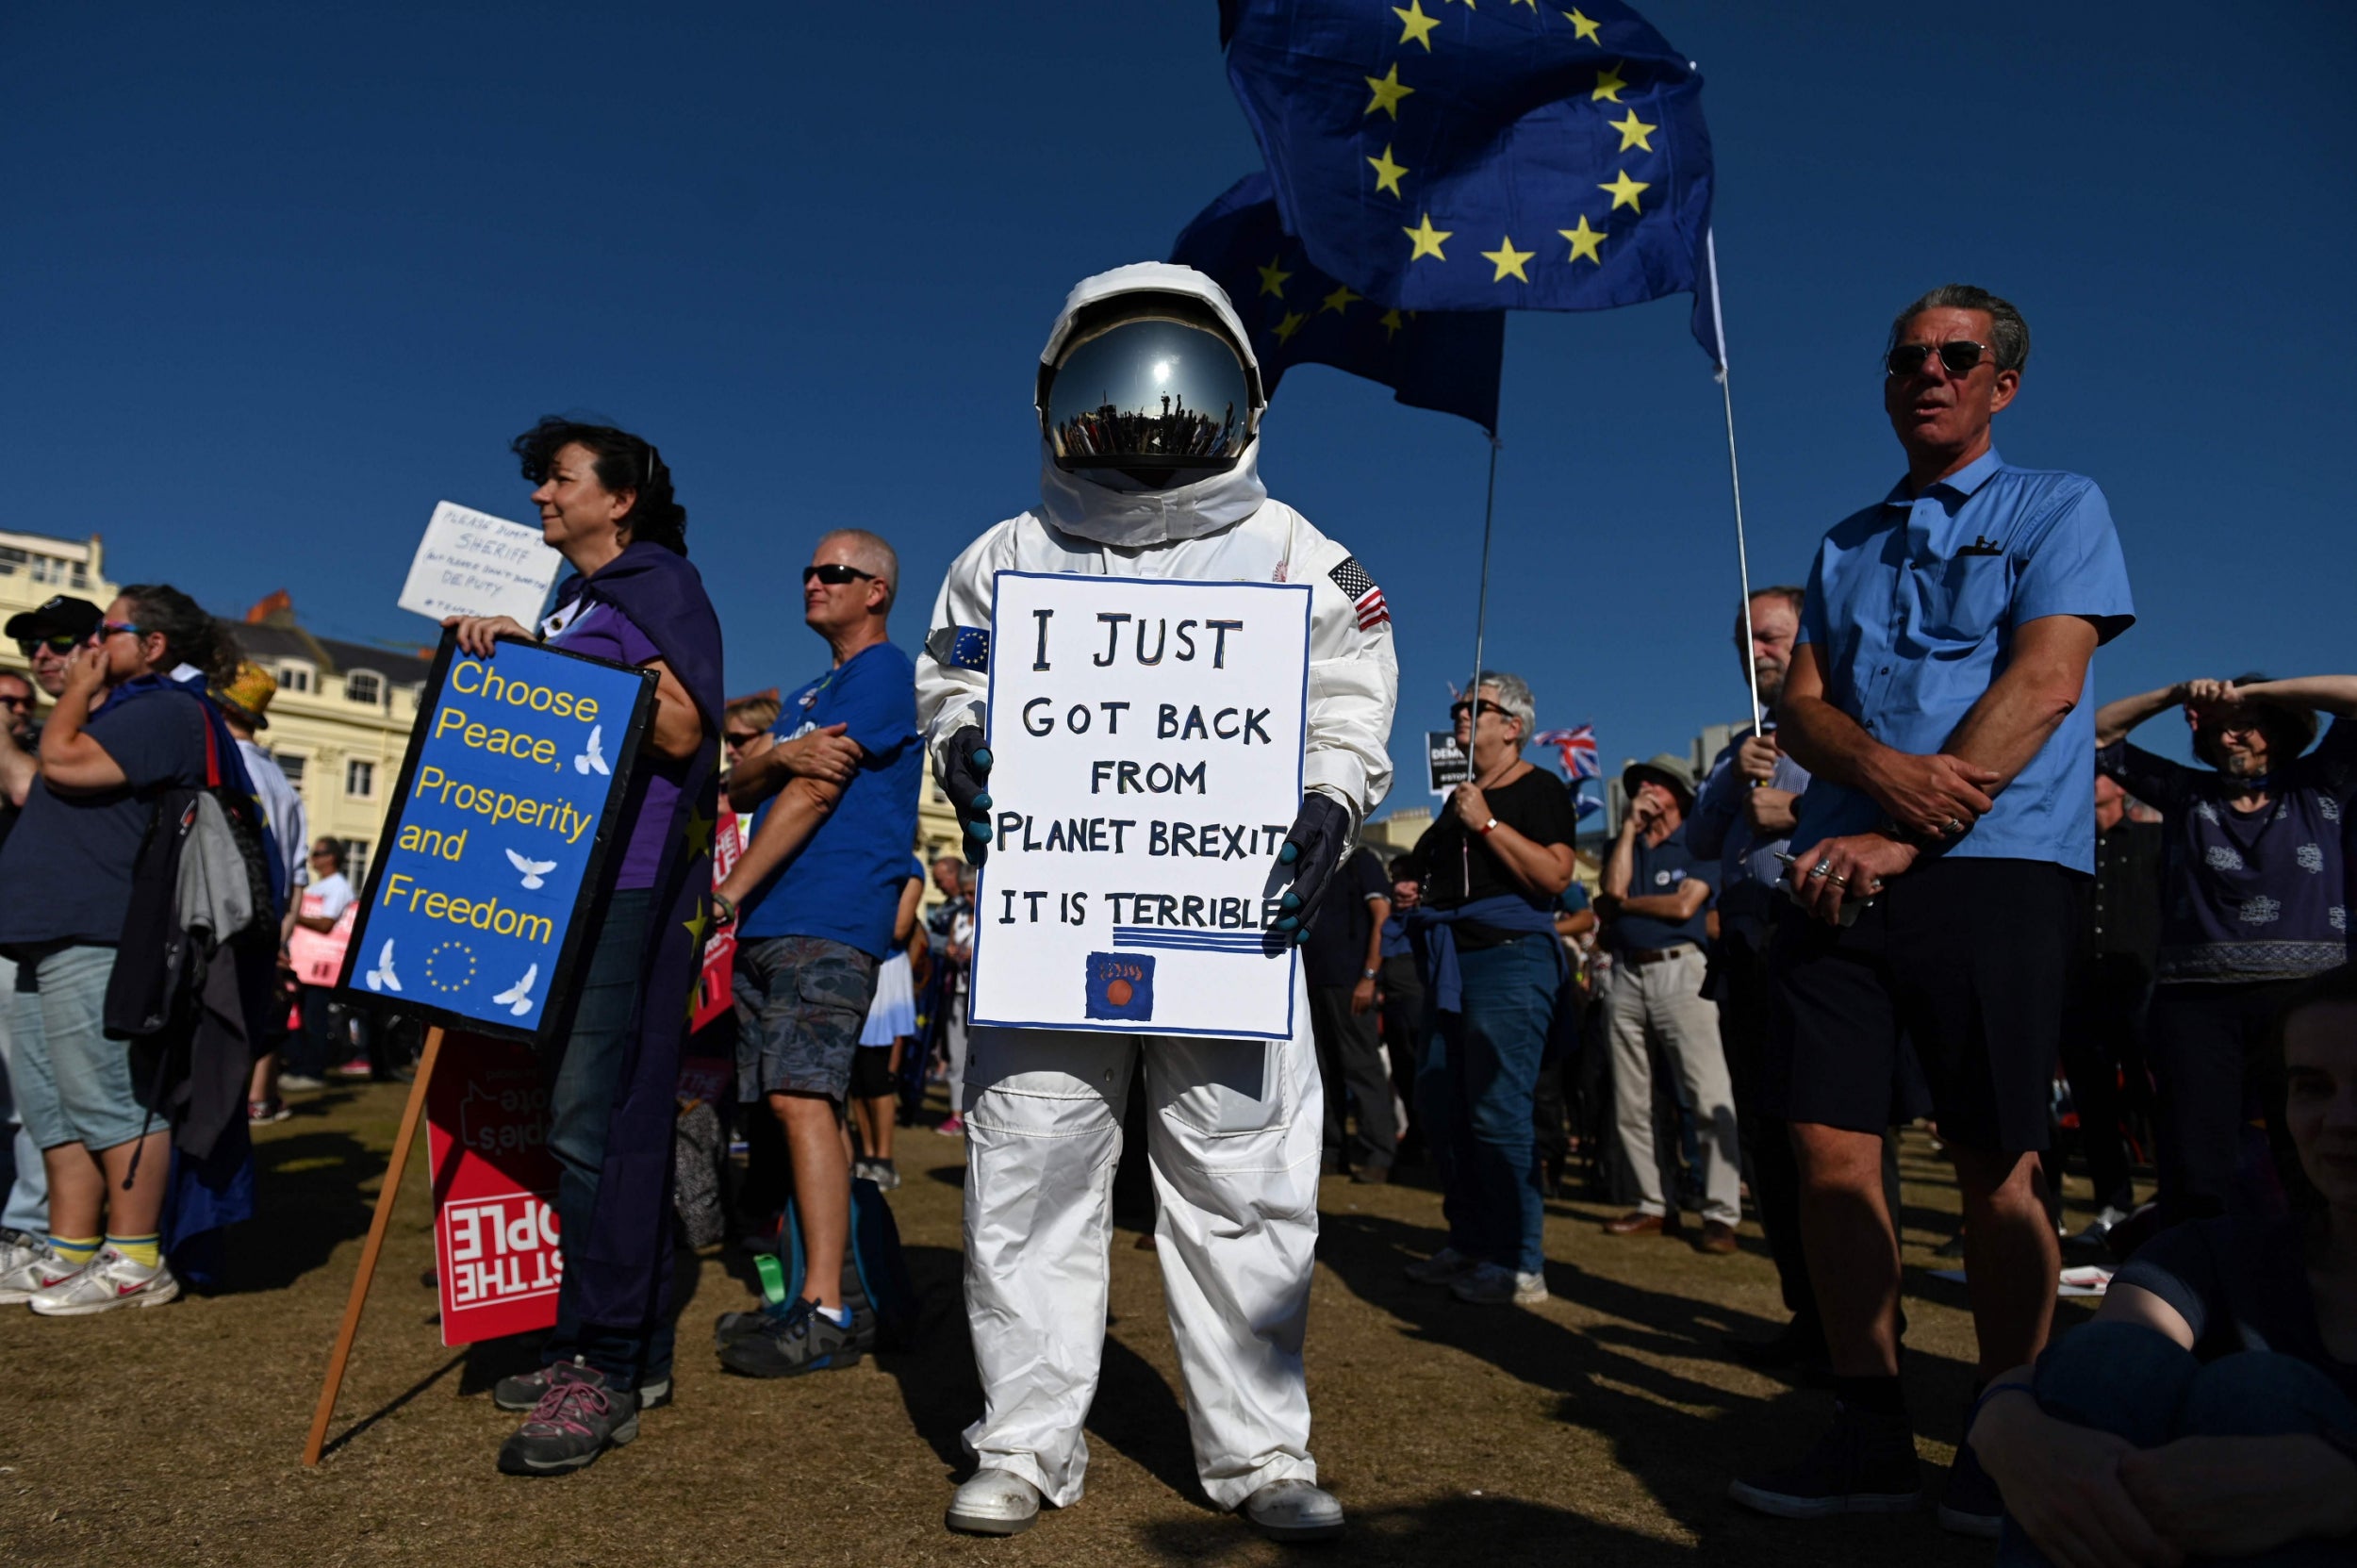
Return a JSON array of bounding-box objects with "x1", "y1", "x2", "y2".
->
[
  {"x1": 938, "y1": 724, "x2": 995, "y2": 866},
  {"x1": 1270, "y1": 792, "x2": 1355, "y2": 944}
]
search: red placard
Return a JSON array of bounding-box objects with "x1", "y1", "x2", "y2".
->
[
  {"x1": 427, "y1": 1033, "x2": 562, "y2": 1345},
  {"x1": 689, "y1": 808, "x2": 742, "y2": 1033}
]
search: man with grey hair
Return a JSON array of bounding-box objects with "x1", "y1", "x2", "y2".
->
[
  {"x1": 706, "y1": 528, "x2": 918, "y2": 1378},
  {"x1": 1729, "y1": 285, "x2": 2133, "y2": 1535}
]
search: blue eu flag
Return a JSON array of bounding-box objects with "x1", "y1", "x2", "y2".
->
[
  {"x1": 1222, "y1": 0, "x2": 1718, "y2": 359},
  {"x1": 1173, "y1": 173, "x2": 1503, "y2": 434}
]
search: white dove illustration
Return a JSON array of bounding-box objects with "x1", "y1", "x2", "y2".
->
[
  {"x1": 504, "y1": 848, "x2": 558, "y2": 890},
  {"x1": 366, "y1": 939, "x2": 402, "y2": 994},
  {"x1": 491, "y1": 963, "x2": 538, "y2": 1017},
  {"x1": 573, "y1": 724, "x2": 609, "y2": 776}
]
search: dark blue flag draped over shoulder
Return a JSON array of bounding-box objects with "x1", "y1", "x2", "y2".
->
[
  {"x1": 1173, "y1": 173, "x2": 1502, "y2": 434},
  {"x1": 1222, "y1": 0, "x2": 1717, "y2": 360}
]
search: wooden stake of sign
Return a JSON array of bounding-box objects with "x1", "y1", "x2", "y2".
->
[{"x1": 303, "y1": 1025, "x2": 446, "y2": 1466}]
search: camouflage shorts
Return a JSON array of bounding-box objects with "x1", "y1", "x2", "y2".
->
[{"x1": 733, "y1": 935, "x2": 879, "y2": 1104}]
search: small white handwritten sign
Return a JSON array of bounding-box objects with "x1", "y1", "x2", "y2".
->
[{"x1": 398, "y1": 502, "x2": 564, "y2": 625}]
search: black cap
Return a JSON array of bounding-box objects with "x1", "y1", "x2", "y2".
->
[{"x1": 5, "y1": 595, "x2": 104, "y2": 643}]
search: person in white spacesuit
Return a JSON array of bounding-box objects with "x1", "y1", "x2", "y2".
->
[{"x1": 915, "y1": 263, "x2": 1399, "y2": 1543}]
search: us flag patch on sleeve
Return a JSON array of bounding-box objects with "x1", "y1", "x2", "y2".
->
[{"x1": 1328, "y1": 555, "x2": 1390, "y2": 632}]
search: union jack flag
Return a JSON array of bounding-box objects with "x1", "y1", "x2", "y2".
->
[
  {"x1": 1535, "y1": 723, "x2": 1599, "y2": 781},
  {"x1": 1328, "y1": 555, "x2": 1389, "y2": 632}
]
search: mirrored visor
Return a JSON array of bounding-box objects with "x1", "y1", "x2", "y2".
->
[{"x1": 1042, "y1": 317, "x2": 1251, "y2": 470}]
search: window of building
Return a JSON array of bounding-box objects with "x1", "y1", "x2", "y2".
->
[
  {"x1": 336, "y1": 838, "x2": 371, "y2": 887},
  {"x1": 345, "y1": 670, "x2": 383, "y2": 706},
  {"x1": 279, "y1": 664, "x2": 313, "y2": 694},
  {"x1": 274, "y1": 751, "x2": 306, "y2": 787},
  {"x1": 346, "y1": 759, "x2": 374, "y2": 799},
  {"x1": 29, "y1": 556, "x2": 60, "y2": 585}
]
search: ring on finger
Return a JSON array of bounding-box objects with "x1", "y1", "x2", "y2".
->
[
  {"x1": 1809, "y1": 860, "x2": 1833, "y2": 879},
  {"x1": 1828, "y1": 872, "x2": 1849, "y2": 887}
]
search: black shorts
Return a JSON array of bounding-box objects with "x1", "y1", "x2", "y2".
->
[
  {"x1": 849, "y1": 1044, "x2": 897, "y2": 1099},
  {"x1": 1765, "y1": 856, "x2": 2085, "y2": 1152}
]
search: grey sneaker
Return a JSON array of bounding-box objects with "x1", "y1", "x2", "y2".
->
[
  {"x1": 1241, "y1": 1478, "x2": 1344, "y2": 1543},
  {"x1": 1450, "y1": 1262, "x2": 1547, "y2": 1306},
  {"x1": 945, "y1": 1468, "x2": 1043, "y2": 1536},
  {"x1": 495, "y1": 1360, "x2": 637, "y2": 1476},
  {"x1": 1402, "y1": 1246, "x2": 1477, "y2": 1285},
  {"x1": 1727, "y1": 1402, "x2": 1921, "y2": 1518},
  {"x1": 717, "y1": 1297, "x2": 865, "y2": 1378},
  {"x1": 27, "y1": 1247, "x2": 180, "y2": 1317},
  {"x1": 0, "y1": 1237, "x2": 79, "y2": 1306},
  {"x1": 495, "y1": 1365, "x2": 671, "y2": 1412}
]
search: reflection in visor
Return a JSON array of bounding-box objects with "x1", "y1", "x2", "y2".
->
[{"x1": 1044, "y1": 317, "x2": 1251, "y2": 468}]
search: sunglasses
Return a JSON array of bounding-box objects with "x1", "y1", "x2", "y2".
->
[
  {"x1": 724, "y1": 730, "x2": 765, "y2": 748},
  {"x1": 0, "y1": 694, "x2": 30, "y2": 709},
  {"x1": 94, "y1": 621, "x2": 146, "y2": 642},
  {"x1": 803, "y1": 563, "x2": 877, "y2": 586},
  {"x1": 15, "y1": 635, "x2": 82, "y2": 656},
  {"x1": 1885, "y1": 339, "x2": 1997, "y2": 378},
  {"x1": 1448, "y1": 699, "x2": 1510, "y2": 720}
]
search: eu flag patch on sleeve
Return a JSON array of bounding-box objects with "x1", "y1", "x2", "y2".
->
[
  {"x1": 925, "y1": 625, "x2": 992, "y2": 672},
  {"x1": 1084, "y1": 952, "x2": 1155, "y2": 1022}
]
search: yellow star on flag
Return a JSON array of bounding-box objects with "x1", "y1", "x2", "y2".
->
[
  {"x1": 1273, "y1": 310, "x2": 1307, "y2": 343},
  {"x1": 1608, "y1": 109, "x2": 1656, "y2": 152},
  {"x1": 1510, "y1": 0, "x2": 1536, "y2": 8},
  {"x1": 1363, "y1": 61, "x2": 1415, "y2": 119},
  {"x1": 1320, "y1": 284, "x2": 1360, "y2": 315},
  {"x1": 682, "y1": 807, "x2": 716, "y2": 857},
  {"x1": 1444, "y1": 0, "x2": 1474, "y2": 8},
  {"x1": 1599, "y1": 168, "x2": 1650, "y2": 212},
  {"x1": 1481, "y1": 235, "x2": 1535, "y2": 282},
  {"x1": 1591, "y1": 60, "x2": 1627, "y2": 102},
  {"x1": 1402, "y1": 212, "x2": 1453, "y2": 261},
  {"x1": 684, "y1": 903, "x2": 710, "y2": 946},
  {"x1": 1393, "y1": 0, "x2": 1440, "y2": 49},
  {"x1": 1381, "y1": 308, "x2": 1406, "y2": 339},
  {"x1": 1562, "y1": 8, "x2": 1601, "y2": 42},
  {"x1": 1367, "y1": 142, "x2": 1409, "y2": 197},
  {"x1": 1558, "y1": 215, "x2": 1606, "y2": 264},
  {"x1": 1257, "y1": 255, "x2": 1293, "y2": 298}
]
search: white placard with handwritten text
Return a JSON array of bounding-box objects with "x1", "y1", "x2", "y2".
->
[{"x1": 398, "y1": 501, "x2": 563, "y2": 626}]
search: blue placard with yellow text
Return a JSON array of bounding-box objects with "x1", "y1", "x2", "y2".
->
[{"x1": 336, "y1": 631, "x2": 655, "y2": 1044}]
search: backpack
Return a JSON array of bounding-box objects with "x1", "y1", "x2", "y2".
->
[{"x1": 752, "y1": 1180, "x2": 921, "y2": 1349}]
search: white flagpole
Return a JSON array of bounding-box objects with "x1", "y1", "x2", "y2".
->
[
  {"x1": 1706, "y1": 230, "x2": 1765, "y2": 736},
  {"x1": 1468, "y1": 433, "x2": 1503, "y2": 704}
]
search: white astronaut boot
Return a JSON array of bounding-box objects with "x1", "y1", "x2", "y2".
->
[
  {"x1": 1241, "y1": 1478, "x2": 1345, "y2": 1543},
  {"x1": 946, "y1": 1469, "x2": 1044, "y2": 1536}
]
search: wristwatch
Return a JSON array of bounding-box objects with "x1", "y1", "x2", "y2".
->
[
  {"x1": 1361, "y1": 967, "x2": 1379, "y2": 981},
  {"x1": 1476, "y1": 817, "x2": 1499, "y2": 835}
]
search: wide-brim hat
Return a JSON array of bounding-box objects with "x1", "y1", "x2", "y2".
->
[
  {"x1": 214, "y1": 659, "x2": 278, "y2": 731},
  {"x1": 1622, "y1": 752, "x2": 1698, "y2": 810},
  {"x1": 5, "y1": 594, "x2": 103, "y2": 643}
]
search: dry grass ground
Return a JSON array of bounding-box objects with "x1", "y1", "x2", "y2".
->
[{"x1": 0, "y1": 1081, "x2": 2094, "y2": 1566}]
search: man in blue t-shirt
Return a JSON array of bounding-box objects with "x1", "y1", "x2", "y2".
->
[
  {"x1": 1596, "y1": 753, "x2": 1735, "y2": 1250},
  {"x1": 712, "y1": 528, "x2": 919, "y2": 1378}
]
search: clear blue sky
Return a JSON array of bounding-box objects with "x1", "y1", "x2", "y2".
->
[{"x1": 8, "y1": 3, "x2": 2351, "y2": 803}]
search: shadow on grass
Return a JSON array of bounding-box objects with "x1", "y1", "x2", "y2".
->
[
  {"x1": 1316, "y1": 1208, "x2": 1985, "y2": 1551},
  {"x1": 320, "y1": 1348, "x2": 468, "y2": 1460},
  {"x1": 225, "y1": 1127, "x2": 382, "y2": 1293}
]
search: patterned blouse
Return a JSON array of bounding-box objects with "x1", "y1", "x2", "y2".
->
[{"x1": 2098, "y1": 719, "x2": 2355, "y2": 982}]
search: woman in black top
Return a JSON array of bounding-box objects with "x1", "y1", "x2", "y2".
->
[
  {"x1": 1970, "y1": 962, "x2": 2357, "y2": 1563},
  {"x1": 1397, "y1": 672, "x2": 1578, "y2": 1307}
]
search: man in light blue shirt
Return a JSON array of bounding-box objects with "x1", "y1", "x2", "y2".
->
[{"x1": 1728, "y1": 286, "x2": 2134, "y2": 1532}]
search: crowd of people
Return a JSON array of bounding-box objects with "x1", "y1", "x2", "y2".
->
[{"x1": 0, "y1": 273, "x2": 2351, "y2": 1560}]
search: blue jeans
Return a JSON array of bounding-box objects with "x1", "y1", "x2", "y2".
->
[
  {"x1": 1415, "y1": 933, "x2": 1555, "y2": 1276},
  {"x1": 9, "y1": 945, "x2": 146, "y2": 1152},
  {"x1": 543, "y1": 891, "x2": 674, "y2": 1391},
  {"x1": 2000, "y1": 1322, "x2": 2357, "y2": 1566}
]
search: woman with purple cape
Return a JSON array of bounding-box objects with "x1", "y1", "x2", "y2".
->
[{"x1": 446, "y1": 417, "x2": 723, "y2": 1477}]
